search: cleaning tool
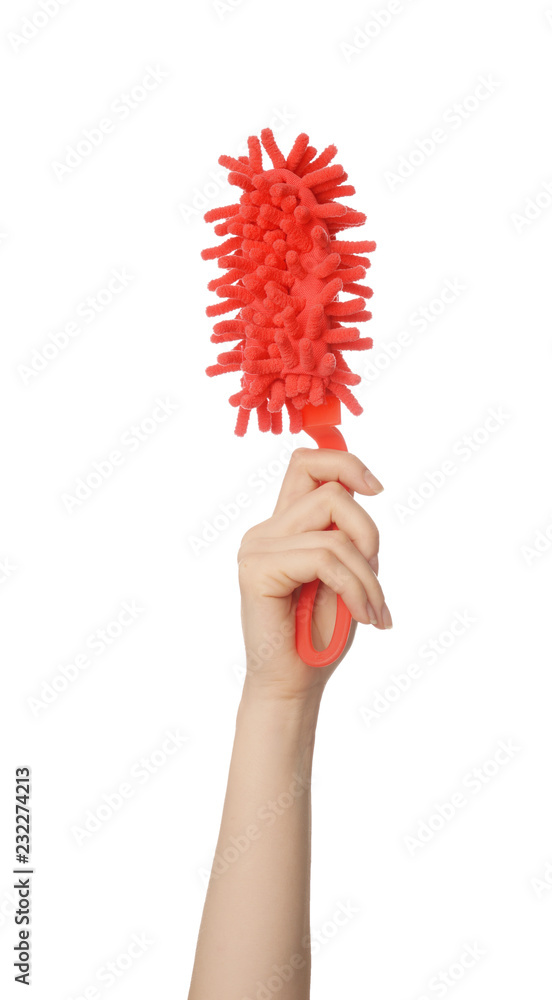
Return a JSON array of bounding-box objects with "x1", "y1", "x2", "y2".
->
[{"x1": 202, "y1": 128, "x2": 376, "y2": 667}]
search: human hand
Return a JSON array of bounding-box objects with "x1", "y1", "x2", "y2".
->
[{"x1": 237, "y1": 448, "x2": 392, "y2": 705}]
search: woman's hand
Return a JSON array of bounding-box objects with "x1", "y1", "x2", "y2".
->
[
  {"x1": 189, "y1": 447, "x2": 392, "y2": 1000},
  {"x1": 237, "y1": 447, "x2": 392, "y2": 705}
]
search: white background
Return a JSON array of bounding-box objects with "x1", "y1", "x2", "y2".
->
[{"x1": 1, "y1": 0, "x2": 551, "y2": 997}]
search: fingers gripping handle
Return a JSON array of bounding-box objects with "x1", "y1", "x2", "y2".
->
[
  {"x1": 295, "y1": 578, "x2": 352, "y2": 668},
  {"x1": 295, "y1": 422, "x2": 353, "y2": 668}
]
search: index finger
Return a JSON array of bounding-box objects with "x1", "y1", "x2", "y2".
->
[{"x1": 274, "y1": 448, "x2": 384, "y2": 514}]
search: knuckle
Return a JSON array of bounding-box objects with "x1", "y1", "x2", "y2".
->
[
  {"x1": 331, "y1": 529, "x2": 350, "y2": 550},
  {"x1": 290, "y1": 446, "x2": 311, "y2": 466},
  {"x1": 237, "y1": 529, "x2": 254, "y2": 562},
  {"x1": 318, "y1": 547, "x2": 348, "y2": 588},
  {"x1": 237, "y1": 552, "x2": 261, "y2": 582},
  {"x1": 320, "y1": 479, "x2": 345, "y2": 500},
  {"x1": 238, "y1": 520, "x2": 270, "y2": 555},
  {"x1": 315, "y1": 547, "x2": 335, "y2": 570}
]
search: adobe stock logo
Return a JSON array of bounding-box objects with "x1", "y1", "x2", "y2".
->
[
  {"x1": 70, "y1": 730, "x2": 189, "y2": 846},
  {"x1": 393, "y1": 406, "x2": 510, "y2": 523},
  {"x1": 65, "y1": 932, "x2": 153, "y2": 998},
  {"x1": 50, "y1": 66, "x2": 169, "y2": 180},
  {"x1": 7, "y1": 0, "x2": 74, "y2": 53},
  {"x1": 213, "y1": 0, "x2": 248, "y2": 18},
  {"x1": 360, "y1": 610, "x2": 476, "y2": 725},
  {"x1": 521, "y1": 515, "x2": 552, "y2": 567},
  {"x1": 339, "y1": 0, "x2": 417, "y2": 63},
  {"x1": 360, "y1": 278, "x2": 466, "y2": 385},
  {"x1": 177, "y1": 108, "x2": 295, "y2": 225},
  {"x1": 404, "y1": 739, "x2": 521, "y2": 856},
  {"x1": 510, "y1": 178, "x2": 552, "y2": 234},
  {"x1": 413, "y1": 943, "x2": 486, "y2": 999},
  {"x1": 27, "y1": 600, "x2": 144, "y2": 716},
  {"x1": 60, "y1": 397, "x2": 180, "y2": 513},
  {"x1": 188, "y1": 443, "x2": 292, "y2": 554},
  {"x1": 384, "y1": 75, "x2": 501, "y2": 191},
  {"x1": 0, "y1": 558, "x2": 17, "y2": 587},
  {"x1": 531, "y1": 859, "x2": 552, "y2": 899},
  {"x1": 17, "y1": 268, "x2": 134, "y2": 384}
]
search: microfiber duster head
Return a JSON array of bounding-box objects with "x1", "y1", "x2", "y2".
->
[{"x1": 202, "y1": 129, "x2": 376, "y2": 436}]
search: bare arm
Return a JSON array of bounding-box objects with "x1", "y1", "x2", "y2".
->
[
  {"x1": 188, "y1": 687, "x2": 319, "y2": 999},
  {"x1": 187, "y1": 448, "x2": 391, "y2": 1000}
]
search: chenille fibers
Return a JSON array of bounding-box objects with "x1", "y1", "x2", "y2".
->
[{"x1": 202, "y1": 129, "x2": 376, "y2": 435}]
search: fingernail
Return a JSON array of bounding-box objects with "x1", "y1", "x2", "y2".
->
[
  {"x1": 366, "y1": 602, "x2": 378, "y2": 625},
  {"x1": 368, "y1": 555, "x2": 379, "y2": 575},
  {"x1": 364, "y1": 469, "x2": 384, "y2": 493},
  {"x1": 381, "y1": 603, "x2": 393, "y2": 629}
]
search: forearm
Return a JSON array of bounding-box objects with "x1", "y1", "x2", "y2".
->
[{"x1": 188, "y1": 683, "x2": 321, "y2": 1000}]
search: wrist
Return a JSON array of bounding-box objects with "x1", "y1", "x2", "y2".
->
[{"x1": 238, "y1": 679, "x2": 322, "y2": 748}]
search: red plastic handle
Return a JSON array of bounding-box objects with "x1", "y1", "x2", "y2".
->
[{"x1": 295, "y1": 417, "x2": 353, "y2": 668}]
